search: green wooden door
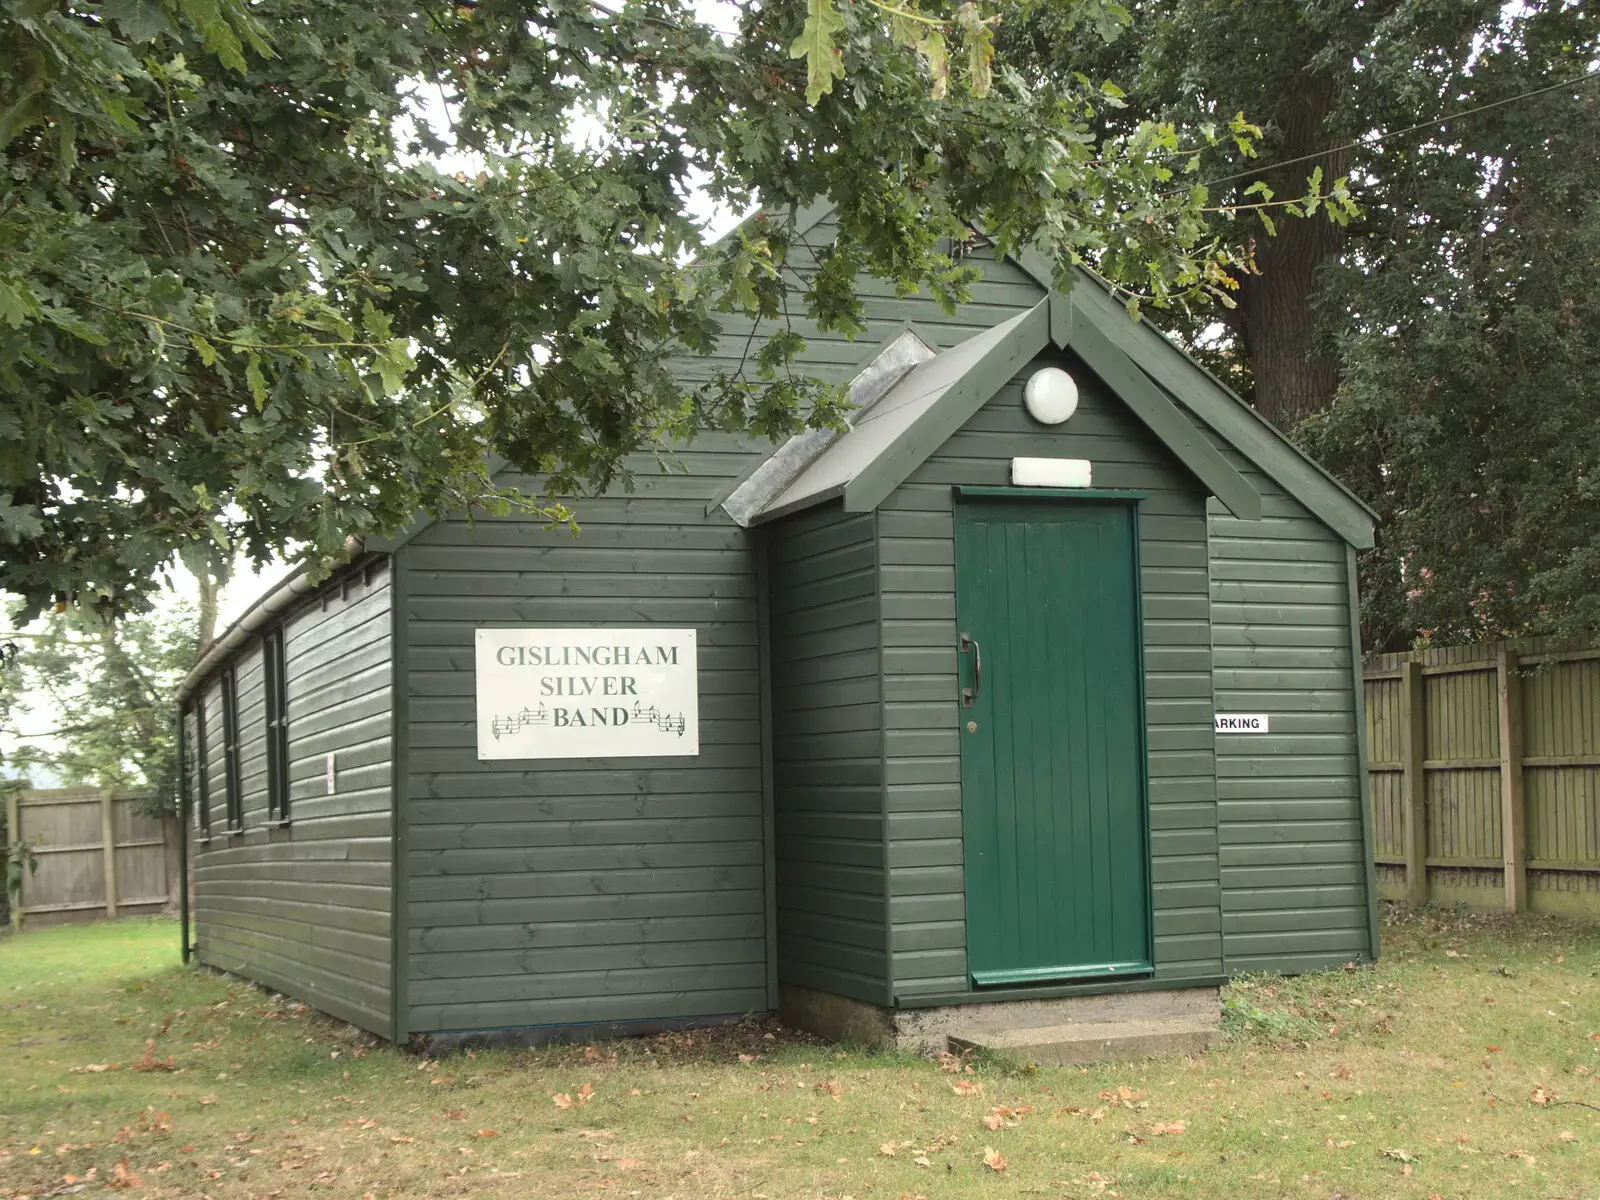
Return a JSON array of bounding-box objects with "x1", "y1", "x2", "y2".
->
[{"x1": 955, "y1": 494, "x2": 1152, "y2": 986}]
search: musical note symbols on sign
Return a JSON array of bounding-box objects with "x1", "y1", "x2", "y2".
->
[
  {"x1": 629, "y1": 700, "x2": 687, "y2": 737},
  {"x1": 490, "y1": 704, "x2": 550, "y2": 739}
]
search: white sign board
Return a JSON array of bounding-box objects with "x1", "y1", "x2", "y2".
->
[
  {"x1": 1215, "y1": 714, "x2": 1270, "y2": 734},
  {"x1": 475, "y1": 628, "x2": 699, "y2": 760}
]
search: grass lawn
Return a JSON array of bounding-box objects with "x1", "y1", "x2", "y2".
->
[{"x1": 1, "y1": 908, "x2": 1597, "y2": 1199}]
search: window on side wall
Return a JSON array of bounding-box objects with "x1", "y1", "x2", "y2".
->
[
  {"x1": 221, "y1": 666, "x2": 244, "y2": 833},
  {"x1": 264, "y1": 626, "x2": 290, "y2": 823},
  {"x1": 187, "y1": 700, "x2": 211, "y2": 840}
]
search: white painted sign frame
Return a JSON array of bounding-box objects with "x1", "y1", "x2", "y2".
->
[{"x1": 474, "y1": 627, "x2": 699, "y2": 760}]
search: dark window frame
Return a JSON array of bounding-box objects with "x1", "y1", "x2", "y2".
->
[
  {"x1": 220, "y1": 666, "x2": 244, "y2": 833},
  {"x1": 263, "y1": 626, "x2": 290, "y2": 824},
  {"x1": 188, "y1": 700, "x2": 211, "y2": 840}
]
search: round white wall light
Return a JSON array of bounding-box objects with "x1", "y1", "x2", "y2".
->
[{"x1": 1023, "y1": 366, "x2": 1078, "y2": 425}]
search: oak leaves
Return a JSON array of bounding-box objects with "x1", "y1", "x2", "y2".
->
[{"x1": 789, "y1": 0, "x2": 999, "y2": 105}]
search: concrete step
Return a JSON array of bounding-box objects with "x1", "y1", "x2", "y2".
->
[
  {"x1": 949, "y1": 1016, "x2": 1218, "y2": 1067},
  {"x1": 895, "y1": 987, "x2": 1219, "y2": 1050}
]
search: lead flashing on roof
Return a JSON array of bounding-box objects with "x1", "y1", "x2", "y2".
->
[{"x1": 720, "y1": 328, "x2": 936, "y2": 528}]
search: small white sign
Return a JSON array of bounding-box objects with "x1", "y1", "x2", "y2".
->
[
  {"x1": 1215, "y1": 714, "x2": 1270, "y2": 734},
  {"x1": 475, "y1": 627, "x2": 699, "y2": 760},
  {"x1": 1011, "y1": 456, "x2": 1092, "y2": 488},
  {"x1": 325, "y1": 752, "x2": 336, "y2": 794}
]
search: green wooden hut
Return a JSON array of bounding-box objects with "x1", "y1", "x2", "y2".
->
[{"x1": 177, "y1": 207, "x2": 1379, "y2": 1052}]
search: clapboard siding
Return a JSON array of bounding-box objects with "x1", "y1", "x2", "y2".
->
[
  {"x1": 193, "y1": 563, "x2": 394, "y2": 1038},
  {"x1": 878, "y1": 349, "x2": 1223, "y2": 999},
  {"x1": 398, "y1": 430, "x2": 770, "y2": 1033},
  {"x1": 396, "y1": 232, "x2": 1055, "y2": 1034},
  {"x1": 1207, "y1": 460, "x2": 1371, "y2": 972},
  {"x1": 676, "y1": 232, "x2": 1067, "y2": 387},
  {"x1": 769, "y1": 505, "x2": 888, "y2": 1004}
]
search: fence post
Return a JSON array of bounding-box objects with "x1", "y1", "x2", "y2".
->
[
  {"x1": 1498, "y1": 649, "x2": 1527, "y2": 912},
  {"x1": 5, "y1": 788, "x2": 20, "y2": 932},
  {"x1": 100, "y1": 788, "x2": 119, "y2": 919},
  {"x1": 1402, "y1": 659, "x2": 1428, "y2": 906}
]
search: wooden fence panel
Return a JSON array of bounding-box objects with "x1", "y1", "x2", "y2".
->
[
  {"x1": 1522, "y1": 653, "x2": 1600, "y2": 868},
  {"x1": 1366, "y1": 638, "x2": 1600, "y2": 920},
  {"x1": 7, "y1": 788, "x2": 176, "y2": 930},
  {"x1": 23, "y1": 791, "x2": 107, "y2": 917},
  {"x1": 1365, "y1": 675, "x2": 1406, "y2": 860}
]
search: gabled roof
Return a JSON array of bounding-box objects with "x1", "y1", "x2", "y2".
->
[
  {"x1": 723, "y1": 290, "x2": 1268, "y2": 527},
  {"x1": 1012, "y1": 248, "x2": 1378, "y2": 548},
  {"x1": 716, "y1": 214, "x2": 1376, "y2": 548},
  {"x1": 367, "y1": 204, "x2": 1376, "y2": 557}
]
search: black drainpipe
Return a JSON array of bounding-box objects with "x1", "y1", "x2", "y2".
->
[{"x1": 176, "y1": 707, "x2": 190, "y2": 963}]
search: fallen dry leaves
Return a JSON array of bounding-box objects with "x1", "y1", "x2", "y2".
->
[
  {"x1": 982, "y1": 1105, "x2": 1033, "y2": 1130},
  {"x1": 981, "y1": 1146, "x2": 1008, "y2": 1172},
  {"x1": 553, "y1": 1083, "x2": 596, "y2": 1108},
  {"x1": 107, "y1": 1157, "x2": 141, "y2": 1190},
  {"x1": 132, "y1": 1040, "x2": 177, "y2": 1072},
  {"x1": 1058, "y1": 1103, "x2": 1110, "y2": 1123},
  {"x1": 1099, "y1": 1085, "x2": 1148, "y2": 1109}
]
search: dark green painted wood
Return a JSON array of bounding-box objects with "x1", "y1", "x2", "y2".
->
[
  {"x1": 1204, "y1": 445, "x2": 1373, "y2": 973},
  {"x1": 1348, "y1": 543, "x2": 1383, "y2": 963},
  {"x1": 807, "y1": 284, "x2": 1266, "y2": 527},
  {"x1": 844, "y1": 304, "x2": 1050, "y2": 514},
  {"x1": 767, "y1": 505, "x2": 890, "y2": 1004},
  {"x1": 1011, "y1": 247, "x2": 1375, "y2": 549},
  {"x1": 392, "y1": 222, "x2": 1046, "y2": 1035},
  {"x1": 390, "y1": 548, "x2": 411, "y2": 1040},
  {"x1": 192, "y1": 563, "x2": 395, "y2": 1039},
  {"x1": 1064, "y1": 289, "x2": 1261, "y2": 521},
  {"x1": 955, "y1": 497, "x2": 1153, "y2": 985},
  {"x1": 1048, "y1": 291, "x2": 1072, "y2": 349},
  {"x1": 751, "y1": 653, "x2": 784, "y2": 972},
  {"x1": 187, "y1": 206, "x2": 1378, "y2": 1034},
  {"x1": 877, "y1": 355, "x2": 1223, "y2": 998}
]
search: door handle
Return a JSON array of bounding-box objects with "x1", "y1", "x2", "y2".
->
[{"x1": 960, "y1": 632, "x2": 982, "y2": 708}]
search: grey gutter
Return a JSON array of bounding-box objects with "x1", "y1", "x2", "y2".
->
[{"x1": 175, "y1": 541, "x2": 365, "y2": 703}]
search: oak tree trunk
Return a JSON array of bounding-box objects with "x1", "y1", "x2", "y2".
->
[{"x1": 1221, "y1": 73, "x2": 1349, "y2": 430}]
